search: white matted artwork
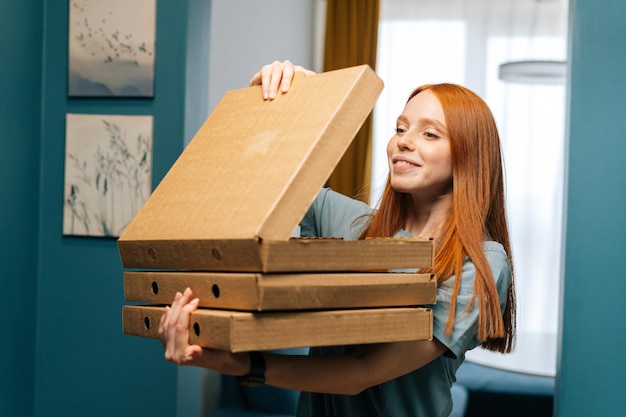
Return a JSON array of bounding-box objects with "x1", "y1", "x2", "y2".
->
[
  {"x1": 64, "y1": 113, "x2": 153, "y2": 237},
  {"x1": 68, "y1": 0, "x2": 156, "y2": 97}
]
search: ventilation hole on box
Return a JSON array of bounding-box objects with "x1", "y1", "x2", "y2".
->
[
  {"x1": 144, "y1": 316, "x2": 151, "y2": 331},
  {"x1": 212, "y1": 284, "x2": 220, "y2": 298},
  {"x1": 211, "y1": 247, "x2": 222, "y2": 261},
  {"x1": 151, "y1": 281, "x2": 159, "y2": 295},
  {"x1": 147, "y1": 247, "x2": 157, "y2": 262},
  {"x1": 193, "y1": 322, "x2": 200, "y2": 337}
]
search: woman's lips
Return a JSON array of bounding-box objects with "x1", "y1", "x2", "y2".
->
[{"x1": 392, "y1": 156, "x2": 420, "y2": 169}]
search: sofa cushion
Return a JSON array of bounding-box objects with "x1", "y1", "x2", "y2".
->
[{"x1": 455, "y1": 362, "x2": 554, "y2": 396}]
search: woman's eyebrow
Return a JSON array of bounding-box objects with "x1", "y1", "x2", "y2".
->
[
  {"x1": 419, "y1": 118, "x2": 447, "y2": 131},
  {"x1": 396, "y1": 114, "x2": 409, "y2": 125},
  {"x1": 397, "y1": 114, "x2": 447, "y2": 131}
]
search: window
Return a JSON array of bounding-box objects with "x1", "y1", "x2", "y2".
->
[{"x1": 372, "y1": 0, "x2": 568, "y2": 339}]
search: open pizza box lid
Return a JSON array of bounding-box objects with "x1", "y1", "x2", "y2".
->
[{"x1": 117, "y1": 65, "x2": 433, "y2": 272}]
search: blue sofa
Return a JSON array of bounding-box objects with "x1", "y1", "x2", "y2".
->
[{"x1": 455, "y1": 362, "x2": 555, "y2": 417}]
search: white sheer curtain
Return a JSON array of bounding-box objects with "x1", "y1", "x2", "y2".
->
[{"x1": 372, "y1": 0, "x2": 568, "y2": 337}]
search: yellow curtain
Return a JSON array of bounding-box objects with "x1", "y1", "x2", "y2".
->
[{"x1": 324, "y1": 0, "x2": 380, "y2": 203}]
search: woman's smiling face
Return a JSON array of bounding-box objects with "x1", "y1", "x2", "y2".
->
[{"x1": 387, "y1": 89, "x2": 453, "y2": 200}]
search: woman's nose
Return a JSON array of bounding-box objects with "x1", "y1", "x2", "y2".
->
[{"x1": 395, "y1": 132, "x2": 415, "y2": 151}]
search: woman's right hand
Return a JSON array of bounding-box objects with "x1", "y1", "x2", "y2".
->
[{"x1": 249, "y1": 60, "x2": 316, "y2": 100}]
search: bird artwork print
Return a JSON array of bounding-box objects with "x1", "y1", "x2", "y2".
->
[{"x1": 68, "y1": 0, "x2": 156, "y2": 97}]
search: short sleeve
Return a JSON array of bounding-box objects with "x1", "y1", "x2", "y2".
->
[
  {"x1": 300, "y1": 188, "x2": 373, "y2": 239},
  {"x1": 431, "y1": 241, "x2": 512, "y2": 359}
]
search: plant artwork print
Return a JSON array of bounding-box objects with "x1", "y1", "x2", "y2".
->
[
  {"x1": 68, "y1": 0, "x2": 156, "y2": 97},
  {"x1": 64, "y1": 114, "x2": 153, "y2": 237}
]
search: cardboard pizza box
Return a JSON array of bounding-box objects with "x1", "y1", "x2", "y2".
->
[
  {"x1": 124, "y1": 271, "x2": 436, "y2": 311},
  {"x1": 117, "y1": 65, "x2": 433, "y2": 272},
  {"x1": 122, "y1": 305, "x2": 432, "y2": 353}
]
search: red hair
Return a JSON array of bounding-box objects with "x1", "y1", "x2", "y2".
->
[{"x1": 361, "y1": 84, "x2": 516, "y2": 353}]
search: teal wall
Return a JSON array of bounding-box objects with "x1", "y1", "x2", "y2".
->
[
  {"x1": 1, "y1": 0, "x2": 209, "y2": 416},
  {"x1": 556, "y1": 0, "x2": 626, "y2": 415},
  {"x1": 0, "y1": 1, "x2": 42, "y2": 416},
  {"x1": 34, "y1": 1, "x2": 192, "y2": 416}
]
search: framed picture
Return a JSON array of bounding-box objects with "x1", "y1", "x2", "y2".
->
[
  {"x1": 63, "y1": 113, "x2": 153, "y2": 237},
  {"x1": 68, "y1": 0, "x2": 156, "y2": 97}
]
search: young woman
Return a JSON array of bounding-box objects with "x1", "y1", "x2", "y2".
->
[{"x1": 159, "y1": 61, "x2": 516, "y2": 417}]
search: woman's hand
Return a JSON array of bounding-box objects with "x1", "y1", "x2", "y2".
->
[
  {"x1": 249, "y1": 60, "x2": 316, "y2": 100},
  {"x1": 158, "y1": 288, "x2": 203, "y2": 365},
  {"x1": 158, "y1": 288, "x2": 248, "y2": 374}
]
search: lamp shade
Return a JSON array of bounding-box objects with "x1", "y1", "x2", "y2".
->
[{"x1": 498, "y1": 60, "x2": 566, "y2": 84}]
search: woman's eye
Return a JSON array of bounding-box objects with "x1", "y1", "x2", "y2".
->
[
  {"x1": 424, "y1": 131, "x2": 440, "y2": 139},
  {"x1": 395, "y1": 127, "x2": 406, "y2": 134}
]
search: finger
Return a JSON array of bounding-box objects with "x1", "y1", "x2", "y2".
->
[
  {"x1": 187, "y1": 345, "x2": 203, "y2": 356},
  {"x1": 163, "y1": 290, "x2": 192, "y2": 357},
  {"x1": 184, "y1": 344, "x2": 204, "y2": 362},
  {"x1": 249, "y1": 71, "x2": 259, "y2": 86},
  {"x1": 173, "y1": 297, "x2": 200, "y2": 362},
  {"x1": 249, "y1": 70, "x2": 262, "y2": 87},
  {"x1": 250, "y1": 62, "x2": 281, "y2": 95},
  {"x1": 163, "y1": 291, "x2": 183, "y2": 333},
  {"x1": 162, "y1": 293, "x2": 182, "y2": 361},
  {"x1": 279, "y1": 60, "x2": 296, "y2": 94},
  {"x1": 161, "y1": 292, "x2": 181, "y2": 336},
  {"x1": 171, "y1": 288, "x2": 192, "y2": 316},
  {"x1": 261, "y1": 60, "x2": 285, "y2": 100}
]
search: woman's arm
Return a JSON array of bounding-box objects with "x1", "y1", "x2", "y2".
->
[
  {"x1": 264, "y1": 338, "x2": 447, "y2": 395},
  {"x1": 159, "y1": 288, "x2": 447, "y2": 395}
]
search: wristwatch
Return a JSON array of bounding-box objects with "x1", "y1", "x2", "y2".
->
[{"x1": 237, "y1": 351, "x2": 266, "y2": 387}]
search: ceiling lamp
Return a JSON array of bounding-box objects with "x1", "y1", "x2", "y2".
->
[{"x1": 498, "y1": 60, "x2": 566, "y2": 84}]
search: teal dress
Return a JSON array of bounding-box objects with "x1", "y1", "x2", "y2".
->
[{"x1": 296, "y1": 189, "x2": 512, "y2": 417}]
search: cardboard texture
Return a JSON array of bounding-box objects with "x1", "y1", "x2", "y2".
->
[
  {"x1": 122, "y1": 305, "x2": 433, "y2": 352},
  {"x1": 124, "y1": 271, "x2": 436, "y2": 311},
  {"x1": 117, "y1": 65, "x2": 433, "y2": 273}
]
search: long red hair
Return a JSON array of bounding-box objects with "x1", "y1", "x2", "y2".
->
[{"x1": 361, "y1": 84, "x2": 516, "y2": 353}]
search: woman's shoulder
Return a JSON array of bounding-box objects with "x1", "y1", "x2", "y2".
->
[
  {"x1": 482, "y1": 240, "x2": 507, "y2": 257},
  {"x1": 483, "y1": 240, "x2": 509, "y2": 265},
  {"x1": 481, "y1": 241, "x2": 510, "y2": 271},
  {"x1": 315, "y1": 188, "x2": 372, "y2": 211},
  {"x1": 481, "y1": 240, "x2": 512, "y2": 294},
  {"x1": 302, "y1": 188, "x2": 373, "y2": 239}
]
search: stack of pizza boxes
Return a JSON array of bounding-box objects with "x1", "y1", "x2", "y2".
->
[{"x1": 119, "y1": 65, "x2": 436, "y2": 353}]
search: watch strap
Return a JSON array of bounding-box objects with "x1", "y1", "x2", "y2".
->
[{"x1": 237, "y1": 351, "x2": 266, "y2": 387}]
